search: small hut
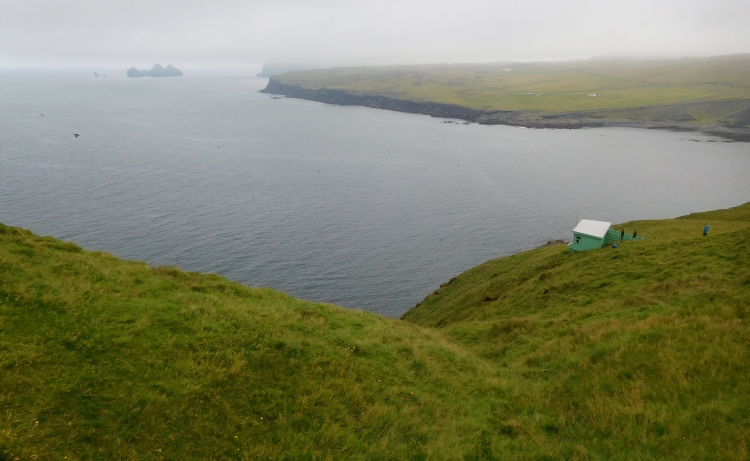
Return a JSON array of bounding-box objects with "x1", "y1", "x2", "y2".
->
[
  {"x1": 568, "y1": 219, "x2": 646, "y2": 252},
  {"x1": 568, "y1": 219, "x2": 612, "y2": 252}
]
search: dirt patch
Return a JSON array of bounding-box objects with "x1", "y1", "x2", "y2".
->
[{"x1": 539, "y1": 240, "x2": 569, "y2": 247}]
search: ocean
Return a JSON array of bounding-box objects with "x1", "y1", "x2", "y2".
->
[{"x1": 1, "y1": 70, "x2": 749, "y2": 316}]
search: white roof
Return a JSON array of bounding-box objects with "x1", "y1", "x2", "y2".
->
[{"x1": 573, "y1": 219, "x2": 611, "y2": 238}]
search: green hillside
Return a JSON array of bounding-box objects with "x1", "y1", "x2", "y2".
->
[
  {"x1": 2, "y1": 202, "x2": 750, "y2": 459},
  {"x1": 272, "y1": 55, "x2": 750, "y2": 128},
  {"x1": 403, "y1": 202, "x2": 750, "y2": 459},
  {"x1": 0, "y1": 224, "x2": 503, "y2": 460}
]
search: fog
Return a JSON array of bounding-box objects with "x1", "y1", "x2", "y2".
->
[{"x1": 2, "y1": 0, "x2": 749, "y2": 69}]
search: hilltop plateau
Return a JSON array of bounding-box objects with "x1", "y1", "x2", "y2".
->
[
  {"x1": 262, "y1": 54, "x2": 750, "y2": 141},
  {"x1": 2, "y1": 202, "x2": 749, "y2": 459}
]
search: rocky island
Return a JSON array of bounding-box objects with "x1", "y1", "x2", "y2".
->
[{"x1": 127, "y1": 63, "x2": 183, "y2": 78}]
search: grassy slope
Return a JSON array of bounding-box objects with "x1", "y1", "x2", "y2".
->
[
  {"x1": 275, "y1": 55, "x2": 750, "y2": 125},
  {"x1": 403, "y1": 202, "x2": 750, "y2": 459},
  {"x1": 0, "y1": 224, "x2": 513, "y2": 461},
  {"x1": 2, "y1": 203, "x2": 749, "y2": 460}
]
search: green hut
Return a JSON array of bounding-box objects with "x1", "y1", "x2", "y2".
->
[
  {"x1": 568, "y1": 219, "x2": 644, "y2": 252},
  {"x1": 568, "y1": 219, "x2": 612, "y2": 252}
]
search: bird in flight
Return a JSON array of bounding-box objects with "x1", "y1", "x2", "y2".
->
[
  {"x1": 39, "y1": 113, "x2": 45, "y2": 117},
  {"x1": 74, "y1": 134, "x2": 80, "y2": 137}
]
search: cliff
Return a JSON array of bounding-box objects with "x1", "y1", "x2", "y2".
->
[
  {"x1": 261, "y1": 79, "x2": 483, "y2": 120},
  {"x1": 262, "y1": 55, "x2": 750, "y2": 141}
]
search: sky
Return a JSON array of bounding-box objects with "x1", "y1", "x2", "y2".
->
[{"x1": 2, "y1": 0, "x2": 750, "y2": 70}]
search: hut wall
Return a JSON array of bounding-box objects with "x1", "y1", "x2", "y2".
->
[{"x1": 568, "y1": 233, "x2": 604, "y2": 252}]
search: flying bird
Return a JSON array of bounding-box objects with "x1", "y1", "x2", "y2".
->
[
  {"x1": 74, "y1": 134, "x2": 80, "y2": 137},
  {"x1": 39, "y1": 113, "x2": 44, "y2": 117}
]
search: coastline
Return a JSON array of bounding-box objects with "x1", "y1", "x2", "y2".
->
[{"x1": 262, "y1": 79, "x2": 750, "y2": 142}]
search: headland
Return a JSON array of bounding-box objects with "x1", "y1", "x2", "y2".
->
[{"x1": 262, "y1": 55, "x2": 750, "y2": 141}]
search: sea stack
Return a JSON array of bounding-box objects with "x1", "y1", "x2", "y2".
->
[
  {"x1": 127, "y1": 64, "x2": 183, "y2": 78},
  {"x1": 127, "y1": 67, "x2": 144, "y2": 77}
]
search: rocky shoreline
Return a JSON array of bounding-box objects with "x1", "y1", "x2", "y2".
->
[{"x1": 262, "y1": 79, "x2": 750, "y2": 142}]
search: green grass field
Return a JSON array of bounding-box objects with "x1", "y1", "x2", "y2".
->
[
  {"x1": 2, "y1": 202, "x2": 750, "y2": 459},
  {"x1": 274, "y1": 55, "x2": 750, "y2": 126}
]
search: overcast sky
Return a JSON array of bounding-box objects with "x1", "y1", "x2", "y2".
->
[{"x1": 2, "y1": 0, "x2": 749, "y2": 70}]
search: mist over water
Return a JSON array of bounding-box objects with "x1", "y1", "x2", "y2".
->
[
  {"x1": 1, "y1": 72, "x2": 749, "y2": 316},
  {"x1": 4, "y1": 0, "x2": 750, "y2": 68}
]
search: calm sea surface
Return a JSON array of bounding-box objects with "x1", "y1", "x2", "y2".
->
[{"x1": 2, "y1": 71, "x2": 749, "y2": 316}]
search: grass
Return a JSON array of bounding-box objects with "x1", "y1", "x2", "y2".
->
[
  {"x1": 0, "y1": 224, "x2": 506, "y2": 460},
  {"x1": 2, "y1": 202, "x2": 750, "y2": 459},
  {"x1": 403, "y1": 202, "x2": 750, "y2": 459},
  {"x1": 274, "y1": 55, "x2": 750, "y2": 126}
]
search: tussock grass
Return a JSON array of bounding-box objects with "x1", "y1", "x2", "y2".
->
[{"x1": 2, "y1": 202, "x2": 749, "y2": 459}]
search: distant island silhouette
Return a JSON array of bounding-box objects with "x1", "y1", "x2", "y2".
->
[{"x1": 127, "y1": 64, "x2": 183, "y2": 78}]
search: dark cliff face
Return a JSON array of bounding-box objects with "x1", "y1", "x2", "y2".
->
[
  {"x1": 260, "y1": 79, "x2": 750, "y2": 140},
  {"x1": 261, "y1": 79, "x2": 483, "y2": 121},
  {"x1": 260, "y1": 79, "x2": 577, "y2": 126}
]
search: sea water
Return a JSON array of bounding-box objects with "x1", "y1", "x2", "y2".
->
[{"x1": 1, "y1": 70, "x2": 749, "y2": 317}]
